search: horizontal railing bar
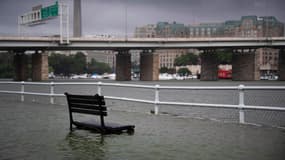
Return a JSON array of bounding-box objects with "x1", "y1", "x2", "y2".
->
[
  {"x1": 22, "y1": 82, "x2": 51, "y2": 85},
  {"x1": 100, "y1": 83, "x2": 155, "y2": 89},
  {"x1": 159, "y1": 101, "x2": 239, "y2": 109},
  {"x1": 159, "y1": 101, "x2": 285, "y2": 111},
  {"x1": 53, "y1": 82, "x2": 99, "y2": 85},
  {"x1": 159, "y1": 86, "x2": 239, "y2": 90},
  {"x1": 0, "y1": 82, "x2": 22, "y2": 84},
  {"x1": 0, "y1": 90, "x2": 21, "y2": 94},
  {"x1": 243, "y1": 86, "x2": 285, "y2": 90},
  {"x1": 105, "y1": 96, "x2": 155, "y2": 104},
  {"x1": 0, "y1": 90, "x2": 51, "y2": 96},
  {"x1": 21, "y1": 92, "x2": 51, "y2": 96},
  {"x1": 242, "y1": 105, "x2": 285, "y2": 111}
]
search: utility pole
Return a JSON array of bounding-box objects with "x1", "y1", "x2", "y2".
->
[{"x1": 73, "y1": 0, "x2": 82, "y2": 37}]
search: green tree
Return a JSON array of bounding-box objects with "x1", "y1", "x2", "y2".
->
[
  {"x1": 217, "y1": 49, "x2": 232, "y2": 64},
  {"x1": 177, "y1": 68, "x2": 191, "y2": 76},
  {"x1": 0, "y1": 52, "x2": 14, "y2": 78},
  {"x1": 71, "y1": 52, "x2": 87, "y2": 74},
  {"x1": 87, "y1": 58, "x2": 111, "y2": 75},
  {"x1": 159, "y1": 67, "x2": 168, "y2": 73},
  {"x1": 174, "y1": 53, "x2": 199, "y2": 66},
  {"x1": 48, "y1": 52, "x2": 87, "y2": 76}
]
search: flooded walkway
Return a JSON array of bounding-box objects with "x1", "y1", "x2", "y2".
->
[{"x1": 0, "y1": 100, "x2": 284, "y2": 160}]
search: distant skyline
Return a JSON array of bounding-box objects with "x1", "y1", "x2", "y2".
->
[{"x1": 0, "y1": 0, "x2": 284, "y2": 36}]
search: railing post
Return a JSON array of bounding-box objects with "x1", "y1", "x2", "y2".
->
[
  {"x1": 154, "y1": 84, "x2": 160, "y2": 115},
  {"x1": 21, "y1": 81, "x2": 25, "y2": 102},
  {"x1": 97, "y1": 81, "x2": 102, "y2": 95},
  {"x1": 50, "y1": 81, "x2": 54, "y2": 104},
  {"x1": 238, "y1": 84, "x2": 245, "y2": 124}
]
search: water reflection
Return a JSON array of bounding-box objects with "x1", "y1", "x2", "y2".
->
[{"x1": 60, "y1": 131, "x2": 106, "y2": 160}]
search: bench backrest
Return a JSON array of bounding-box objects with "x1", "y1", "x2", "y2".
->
[{"x1": 65, "y1": 93, "x2": 107, "y2": 127}]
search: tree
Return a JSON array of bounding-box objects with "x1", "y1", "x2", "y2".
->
[
  {"x1": 177, "y1": 68, "x2": 191, "y2": 76},
  {"x1": 159, "y1": 67, "x2": 176, "y2": 74},
  {"x1": 174, "y1": 53, "x2": 199, "y2": 66},
  {"x1": 160, "y1": 67, "x2": 168, "y2": 73},
  {"x1": 48, "y1": 52, "x2": 87, "y2": 76},
  {"x1": 71, "y1": 52, "x2": 87, "y2": 74},
  {"x1": 217, "y1": 49, "x2": 232, "y2": 64},
  {"x1": 0, "y1": 52, "x2": 14, "y2": 78},
  {"x1": 87, "y1": 58, "x2": 112, "y2": 74}
]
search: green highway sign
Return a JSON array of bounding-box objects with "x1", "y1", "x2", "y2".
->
[
  {"x1": 41, "y1": 1, "x2": 59, "y2": 19},
  {"x1": 19, "y1": 1, "x2": 59, "y2": 25}
]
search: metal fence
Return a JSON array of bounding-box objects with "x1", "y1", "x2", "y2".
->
[{"x1": 0, "y1": 81, "x2": 285, "y2": 125}]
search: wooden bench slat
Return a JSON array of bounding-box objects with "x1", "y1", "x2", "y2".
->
[
  {"x1": 68, "y1": 98, "x2": 106, "y2": 105},
  {"x1": 71, "y1": 108, "x2": 107, "y2": 116},
  {"x1": 70, "y1": 102, "x2": 107, "y2": 111},
  {"x1": 68, "y1": 94, "x2": 104, "y2": 100}
]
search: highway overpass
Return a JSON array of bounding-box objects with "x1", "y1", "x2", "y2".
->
[
  {"x1": 0, "y1": 36, "x2": 285, "y2": 50},
  {"x1": 1, "y1": 36, "x2": 285, "y2": 82}
]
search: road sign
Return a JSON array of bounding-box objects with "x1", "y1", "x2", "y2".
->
[
  {"x1": 41, "y1": 1, "x2": 59, "y2": 19},
  {"x1": 19, "y1": 1, "x2": 59, "y2": 25}
]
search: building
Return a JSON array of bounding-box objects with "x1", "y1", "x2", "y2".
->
[
  {"x1": 235, "y1": 16, "x2": 284, "y2": 76},
  {"x1": 188, "y1": 23, "x2": 224, "y2": 37},
  {"x1": 86, "y1": 50, "x2": 116, "y2": 71},
  {"x1": 156, "y1": 21, "x2": 188, "y2": 38},
  {"x1": 134, "y1": 24, "x2": 156, "y2": 38},
  {"x1": 134, "y1": 16, "x2": 284, "y2": 76}
]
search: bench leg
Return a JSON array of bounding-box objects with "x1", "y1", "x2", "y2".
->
[{"x1": 70, "y1": 123, "x2": 73, "y2": 131}]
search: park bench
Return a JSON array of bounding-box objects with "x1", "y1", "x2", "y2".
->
[{"x1": 65, "y1": 92, "x2": 135, "y2": 134}]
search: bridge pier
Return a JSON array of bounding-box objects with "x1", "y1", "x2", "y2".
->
[
  {"x1": 14, "y1": 53, "x2": 28, "y2": 81},
  {"x1": 115, "y1": 50, "x2": 131, "y2": 81},
  {"x1": 140, "y1": 50, "x2": 159, "y2": 81},
  {"x1": 232, "y1": 49, "x2": 260, "y2": 81},
  {"x1": 32, "y1": 51, "x2": 49, "y2": 81},
  {"x1": 278, "y1": 49, "x2": 285, "y2": 80},
  {"x1": 200, "y1": 50, "x2": 218, "y2": 81}
]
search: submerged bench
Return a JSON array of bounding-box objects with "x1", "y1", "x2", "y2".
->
[{"x1": 65, "y1": 93, "x2": 135, "y2": 134}]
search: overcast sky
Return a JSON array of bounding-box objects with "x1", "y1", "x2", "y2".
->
[{"x1": 0, "y1": 0, "x2": 284, "y2": 36}]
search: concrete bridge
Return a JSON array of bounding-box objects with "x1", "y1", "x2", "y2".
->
[{"x1": 1, "y1": 36, "x2": 285, "y2": 81}]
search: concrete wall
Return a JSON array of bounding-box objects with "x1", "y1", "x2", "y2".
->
[
  {"x1": 32, "y1": 52, "x2": 49, "y2": 81},
  {"x1": 279, "y1": 49, "x2": 285, "y2": 80},
  {"x1": 116, "y1": 51, "x2": 131, "y2": 81},
  {"x1": 140, "y1": 51, "x2": 159, "y2": 81},
  {"x1": 200, "y1": 51, "x2": 218, "y2": 81},
  {"x1": 232, "y1": 50, "x2": 260, "y2": 81}
]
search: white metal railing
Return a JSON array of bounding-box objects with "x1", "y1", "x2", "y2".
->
[{"x1": 0, "y1": 81, "x2": 285, "y2": 124}]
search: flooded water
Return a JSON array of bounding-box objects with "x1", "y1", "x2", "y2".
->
[
  {"x1": 0, "y1": 100, "x2": 284, "y2": 160},
  {"x1": 0, "y1": 80, "x2": 285, "y2": 159}
]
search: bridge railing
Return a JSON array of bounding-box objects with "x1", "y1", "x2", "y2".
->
[{"x1": 0, "y1": 81, "x2": 284, "y2": 125}]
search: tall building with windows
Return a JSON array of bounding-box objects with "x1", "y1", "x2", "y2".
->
[
  {"x1": 134, "y1": 24, "x2": 156, "y2": 38},
  {"x1": 188, "y1": 23, "x2": 224, "y2": 37},
  {"x1": 156, "y1": 21, "x2": 188, "y2": 38}
]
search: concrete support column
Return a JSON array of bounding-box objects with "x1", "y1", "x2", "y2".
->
[
  {"x1": 140, "y1": 50, "x2": 159, "y2": 81},
  {"x1": 278, "y1": 49, "x2": 285, "y2": 80},
  {"x1": 14, "y1": 53, "x2": 28, "y2": 81},
  {"x1": 200, "y1": 50, "x2": 218, "y2": 81},
  {"x1": 232, "y1": 49, "x2": 260, "y2": 81},
  {"x1": 115, "y1": 50, "x2": 131, "y2": 81},
  {"x1": 32, "y1": 51, "x2": 49, "y2": 81}
]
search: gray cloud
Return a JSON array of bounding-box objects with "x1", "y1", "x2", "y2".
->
[{"x1": 0, "y1": 0, "x2": 284, "y2": 36}]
